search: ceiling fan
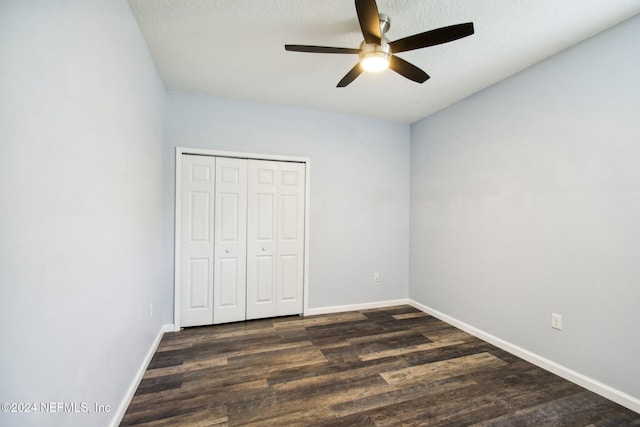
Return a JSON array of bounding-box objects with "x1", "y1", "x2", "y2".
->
[{"x1": 285, "y1": 0, "x2": 474, "y2": 87}]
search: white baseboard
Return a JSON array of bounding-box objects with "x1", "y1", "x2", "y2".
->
[
  {"x1": 408, "y1": 299, "x2": 640, "y2": 415},
  {"x1": 305, "y1": 298, "x2": 410, "y2": 316},
  {"x1": 109, "y1": 323, "x2": 174, "y2": 427}
]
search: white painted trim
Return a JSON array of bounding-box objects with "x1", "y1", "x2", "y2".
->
[
  {"x1": 110, "y1": 324, "x2": 174, "y2": 427},
  {"x1": 303, "y1": 161, "x2": 311, "y2": 316},
  {"x1": 177, "y1": 147, "x2": 309, "y2": 163},
  {"x1": 408, "y1": 299, "x2": 640, "y2": 415},
  {"x1": 173, "y1": 149, "x2": 182, "y2": 332},
  {"x1": 305, "y1": 299, "x2": 410, "y2": 316},
  {"x1": 174, "y1": 147, "x2": 311, "y2": 329}
]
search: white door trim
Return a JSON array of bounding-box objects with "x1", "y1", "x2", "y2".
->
[{"x1": 174, "y1": 147, "x2": 311, "y2": 331}]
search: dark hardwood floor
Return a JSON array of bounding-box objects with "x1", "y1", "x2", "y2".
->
[{"x1": 121, "y1": 305, "x2": 640, "y2": 426}]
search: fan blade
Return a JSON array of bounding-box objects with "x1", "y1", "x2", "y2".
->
[
  {"x1": 355, "y1": 0, "x2": 381, "y2": 45},
  {"x1": 337, "y1": 63, "x2": 364, "y2": 87},
  {"x1": 390, "y1": 23, "x2": 474, "y2": 53},
  {"x1": 389, "y1": 56, "x2": 430, "y2": 83},
  {"x1": 285, "y1": 45, "x2": 359, "y2": 54}
]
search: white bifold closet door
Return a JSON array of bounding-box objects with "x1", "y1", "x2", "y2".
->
[
  {"x1": 246, "y1": 160, "x2": 305, "y2": 320},
  {"x1": 180, "y1": 155, "x2": 216, "y2": 327},
  {"x1": 180, "y1": 155, "x2": 305, "y2": 327},
  {"x1": 213, "y1": 157, "x2": 248, "y2": 324}
]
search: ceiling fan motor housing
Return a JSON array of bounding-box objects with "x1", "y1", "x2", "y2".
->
[
  {"x1": 359, "y1": 40, "x2": 391, "y2": 71},
  {"x1": 358, "y1": 14, "x2": 391, "y2": 72},
  {"x1": 378, "y1": 13, "x2": 391, "y2": 34}
]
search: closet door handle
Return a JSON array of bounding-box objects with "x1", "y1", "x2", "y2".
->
[{"x1": 225, "y1": 249, "x2": 229, "y2": 254}]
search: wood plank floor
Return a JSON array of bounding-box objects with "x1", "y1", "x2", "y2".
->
[{"x1": 121, "y1": 305, "x2": 640, "y2": 426}]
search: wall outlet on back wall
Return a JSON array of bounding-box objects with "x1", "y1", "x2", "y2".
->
[{"x1": 551, "y1": 313, "x2": 562, "y2": 330}]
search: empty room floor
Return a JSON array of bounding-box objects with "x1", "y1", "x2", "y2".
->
[{"x1": 121, "y1": 305, "x2": 640, "y2": 426}]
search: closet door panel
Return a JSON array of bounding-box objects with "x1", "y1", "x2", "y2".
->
[
  {"x1": 246, "y1": 160, "x2": 277, "y2": 320},
  {"x1": 280, "y1": 255, "x2": 299, "y2": 300},
  {"x1": 256, "y1": 256, "x2": 274, "y2": 300},
  {"x1": 276, "y1": 162, "x2": 305, "y2": 316},
  {"x1": 180, "y1": 155, "x2": 216, "y2": 327},
  {"x1": 213, "y1": 157, "x2": 247, "y2": 324}
]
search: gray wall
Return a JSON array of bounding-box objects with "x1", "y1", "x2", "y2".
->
[
  {"x1": 0, "y1": 1, "x2": 168, "y2": 426},
  {"x1": 166, "y1": 92, "x2": 410, "y2": 310},
  {"x1": 410, "y1": 15, "x2": 640, "y2": 400}
]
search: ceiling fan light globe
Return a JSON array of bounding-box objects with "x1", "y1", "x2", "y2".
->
[{"x1": 360, "y1": 51, "x2": 390, "y2": 72}]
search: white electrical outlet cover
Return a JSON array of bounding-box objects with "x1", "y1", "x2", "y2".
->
[{"x1": 551, "y1": 313, "x2": 562, "y2": 330}]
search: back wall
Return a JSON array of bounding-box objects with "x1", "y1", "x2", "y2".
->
[{"x1": 165, "y1": 92, "x2": 411, "y2": 312}]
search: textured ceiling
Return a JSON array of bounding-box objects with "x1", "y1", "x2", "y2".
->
[{"x1": 129, "y1": 0, "x2": 640, "y2": 124}]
